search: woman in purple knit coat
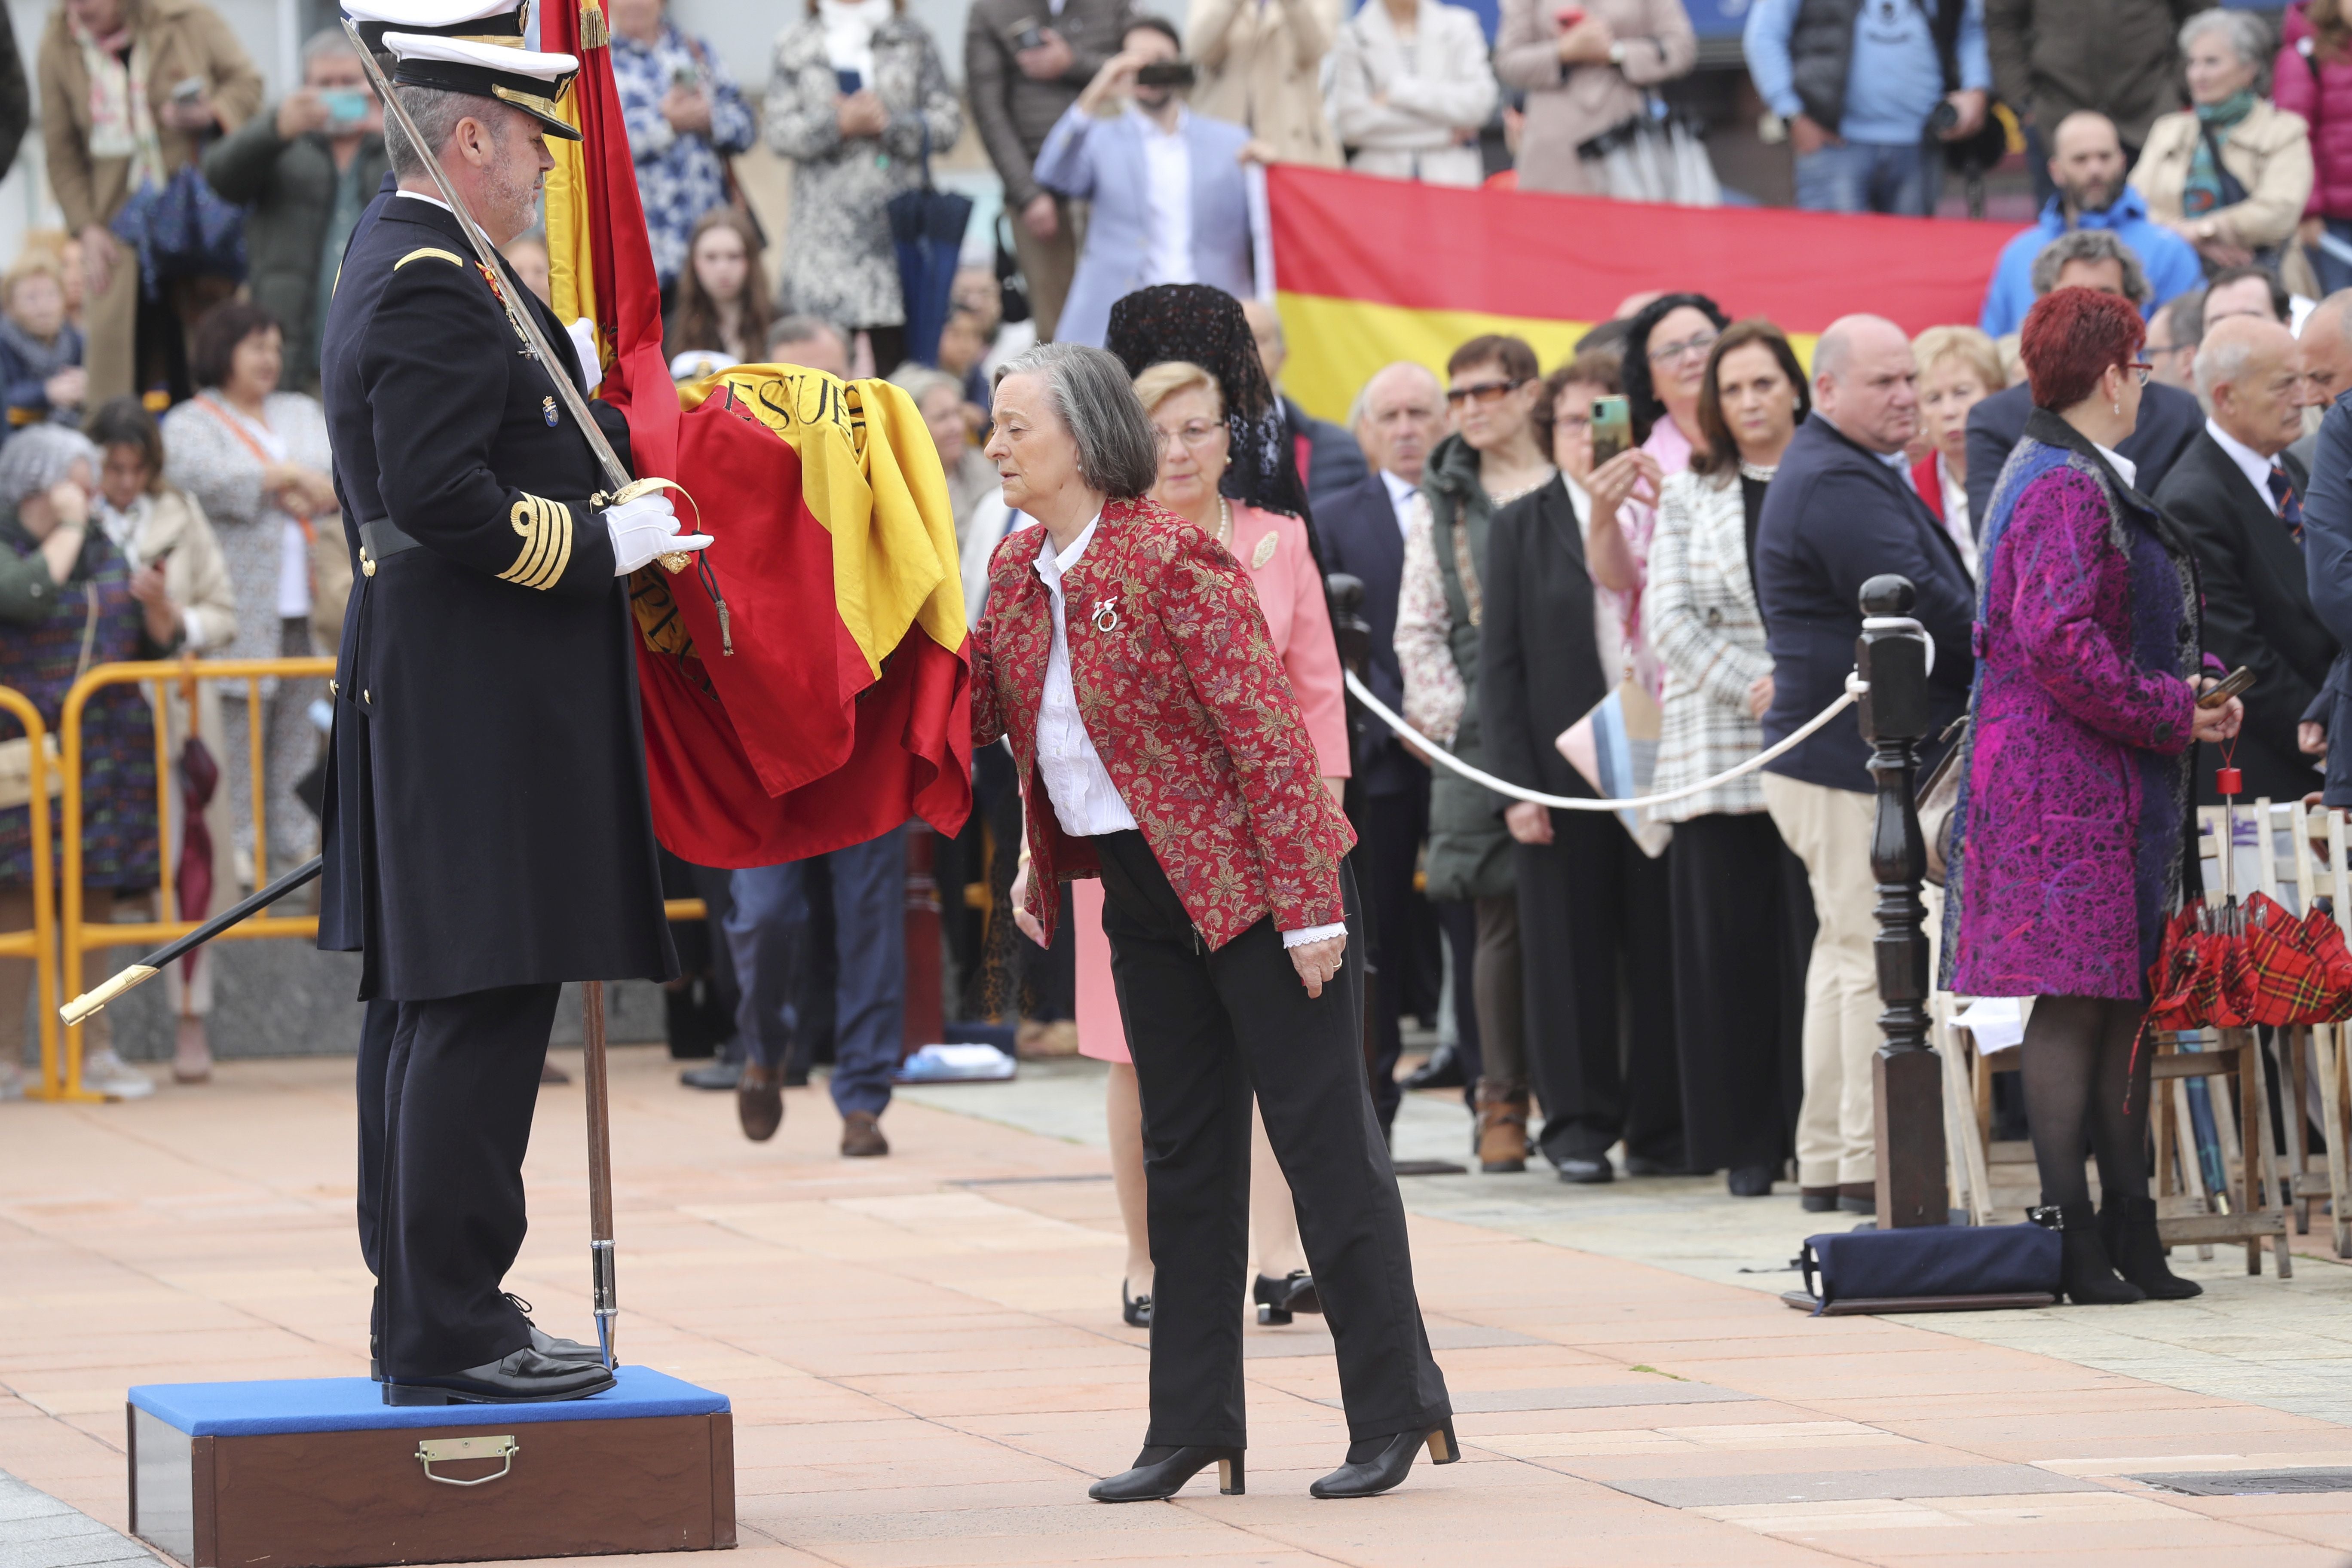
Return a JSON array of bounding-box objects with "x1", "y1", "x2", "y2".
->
[{"x1": 1943, "y1": 288, "x2": 2243, "y2": 1307}]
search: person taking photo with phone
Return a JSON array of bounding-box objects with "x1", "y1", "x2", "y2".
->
[
  {"x1": 606, "y1": 0, "x2": 756, "y2": 306},
  {"x1": 1030, "y1": 16, "x2": 1271, "y2": 348},
  {"x1": 201, "y1": 28, "x2": 386, "y2": 396}
]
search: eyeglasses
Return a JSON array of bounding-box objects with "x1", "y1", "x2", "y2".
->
[
  {"x1": 1445, "y1": 378, "x2": 1526, "y2": 407},
  {"x1": 1154, "y1": 421, "x2": 1227, "y2": 451},
  {"x1": 1648, "y1": 331, "x2": 1721, "y2": 365},
  {"x1": 2128, "y1": 361, "x2": 2154, "y2": 386},
  {"x1": 1553, "y1": 413, "x2": 1591, "y2": 430}
]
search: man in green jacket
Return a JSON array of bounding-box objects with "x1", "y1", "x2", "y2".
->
[{"x1": 201, "y1": 28, "x2": 389, "y2": 394}]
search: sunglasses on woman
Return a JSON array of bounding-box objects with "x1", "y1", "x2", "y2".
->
[{"x1": 1445, "y1": 378, "x2": 1525, "y2": 407}]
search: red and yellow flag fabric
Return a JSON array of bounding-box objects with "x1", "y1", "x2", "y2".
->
[
  {"x1": 539, "y1": 0, "x2": 971, "y2": 867},
  {"x1": 1266, "y1": 165, "x2": 2026, "y2": 422}
]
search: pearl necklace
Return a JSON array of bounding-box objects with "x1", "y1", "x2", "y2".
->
[
  {"x1": 1739, "y1": 460, "x2": 1779, "y2": 484},
  {"x1": 1213, "y1": 495, "x2": 1232, "y2": 550}
]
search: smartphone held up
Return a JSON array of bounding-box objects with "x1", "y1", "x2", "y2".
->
[{"x1": 1588, "y1": 395, "x2": 1632, "y2": 466}]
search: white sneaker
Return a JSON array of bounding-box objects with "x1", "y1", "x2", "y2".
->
[{"x1": 81, "y1": 1048, "x2": 155, "y2": 1099}]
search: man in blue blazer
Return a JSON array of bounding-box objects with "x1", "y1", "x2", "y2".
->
[
  {"x1": 1755, "y1": 315, "x2": 1975, "y2": 1220},
  {"x1": 1030, "y1": 17, "x2": 1271, "y2": 349}
]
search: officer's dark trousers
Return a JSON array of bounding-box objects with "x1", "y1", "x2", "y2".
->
[
  {"x1": 1358, "y1": 771, "x2": 1432, "y2": 1128},
  {"x1": 357, "y1": 983, "x2": 560, "y2": 1378},
  {"x1": 1092, "y1": 830, "x2": 1451, "y2": 1448}
]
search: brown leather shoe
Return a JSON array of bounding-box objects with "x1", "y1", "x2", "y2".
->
[
  {"x1": 841, "y1": 1110, "x2": 889, "y2": 1157},
  {"x1": 737, "y1": 1063, "x2": 784, "y2": 1142},
  {"x1": 1473, "y1": 1078, "x2": 1528, "y2": 1173}
]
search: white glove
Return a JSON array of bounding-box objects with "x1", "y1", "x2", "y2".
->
[
  {"x1": 604, "y1": 492, "x2": 713, "y2": 576},
  {"x1": 567, "y1": 317, "x2": 603, "y2": 395}
]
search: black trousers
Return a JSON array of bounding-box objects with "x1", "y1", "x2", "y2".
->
[
  {"x1": 1669, "y1": 813, "x2": 1807, "y2": 1172},
  {"x1": 356, "y1": 983, "x2": 561, "y2": 1377},
  {"x1": 1093, "y1": 830, "x2": 1451, "y2": 1447},
  {"x1": 1359, "y1": 775, "x2": 1430, "y2": 1127},
  {"x1": 1520, "y1": 814, "x2": 1681, "y2": 1165}
]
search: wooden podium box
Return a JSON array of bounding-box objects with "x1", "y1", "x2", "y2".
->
[{"x1": 126, "y1": 1367, "x2": 735, "y2": 1568}]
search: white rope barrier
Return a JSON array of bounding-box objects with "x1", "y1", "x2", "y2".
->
[{"x1": 1341, "y1": 668, "x2": 1865, "y2": 812}]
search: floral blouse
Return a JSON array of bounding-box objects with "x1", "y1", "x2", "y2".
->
[{"x1": 611, "y1": 21, "x2": 757, "y2": 288}]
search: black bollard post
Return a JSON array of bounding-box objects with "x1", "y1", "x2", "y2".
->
[{"x1": 1856, "y1": 574, "x2": 1948, "y2": 1229}]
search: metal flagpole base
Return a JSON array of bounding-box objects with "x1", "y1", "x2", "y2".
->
[{"x1": 591, "y1": 1237, "x2": 618, "y2": 1370}]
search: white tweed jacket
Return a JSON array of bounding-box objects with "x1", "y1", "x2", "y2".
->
[{"x1": 1647, "y1": 464, "x2": 1773, "y2": 823}]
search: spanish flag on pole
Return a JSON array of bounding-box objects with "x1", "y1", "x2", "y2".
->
[
  {"x1": 540, "y1": 0, "x2": 971, "y2": 867},
  {"x1": 1267, "y1": 166, "x2": 2024, "y2": 422}
]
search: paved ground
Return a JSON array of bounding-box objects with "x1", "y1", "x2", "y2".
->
[{"x1": 11, "y1": 1047, "x2": 2352, "y2": 1567}]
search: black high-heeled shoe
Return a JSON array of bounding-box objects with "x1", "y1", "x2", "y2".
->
[
  {"x1": 1121, "y1": 1281, "x2": 1153, "y2": 1328},
  {"x1": 1253, "y1": 1270, "x2": 1319, "y2": 1325},
  {"x1": 1088, "y1": 1444, "x2": 1244, "y2": 1502},
  {"x1": 1308, "y1": 1418, "x2": 1458, "y2": 1499}
]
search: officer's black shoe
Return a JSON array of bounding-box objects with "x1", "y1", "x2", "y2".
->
[
  {"x1": 1088, "y1": 1445, "x2": 1244, "y2": 1501},
  {"x1": 680, "y1": 1060, "x2": 742, "y2": 1091},
  {"x1": 504, "y1": 1293, "x2": 605, "y2": 1362},
  {"x1": 1308, "y1": 1419, "x2": 1458, "y2": 1498},
  {"x1": 383, "y1": 1347, "x2": 616, "y2": 1405}
]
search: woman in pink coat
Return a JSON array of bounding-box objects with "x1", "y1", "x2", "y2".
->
[
  {"x1": 2278, "y1": 0, "x2": 2352, "y2": 292},
  {"x1": 1071, "y1": 355, "x2": 1349, "y2": 1328}
]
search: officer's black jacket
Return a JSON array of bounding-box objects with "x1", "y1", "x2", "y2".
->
[{"x1": 316, "y1": 193, "x2": 675, "y2": 1001}]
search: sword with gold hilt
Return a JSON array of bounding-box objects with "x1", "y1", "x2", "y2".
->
[{"x1": 342, "y1": 18, "x2": 721, "y2": 643}]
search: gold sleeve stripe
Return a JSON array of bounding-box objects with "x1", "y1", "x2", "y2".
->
[
  {"x1": 394, "y1": 247, "x2": 468, "y2": 271},
  {"x1": 497, "y1": 494, "x2": 573, "y2": 591}
]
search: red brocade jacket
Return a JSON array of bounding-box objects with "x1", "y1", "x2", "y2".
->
[{"x1": 971, "y1": 496, "x2": 1357, "y2": 950}]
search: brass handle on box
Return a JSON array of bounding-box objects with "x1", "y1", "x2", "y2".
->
[{"x1": 416, "y1": 1435, "x2": 518, "y2": 1487}]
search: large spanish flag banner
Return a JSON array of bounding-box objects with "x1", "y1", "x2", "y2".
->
[
  {"x1": 540, "y1": 0, "x2": 971, "y2": 867},
  {"x1": 1268, "y1": 165, "x2": 2026, "y2": 422}
]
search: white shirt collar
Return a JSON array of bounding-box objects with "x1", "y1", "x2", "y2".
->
[
  {"x1": 2205, "y1": 416, "x2": 2282, "y2": 512},
  {"x1": 2092, "y1": 440, "x2": 2138, "y2": 491},
  {"x1": 396, "y1": 188, "x2": 453, "y2": 214},
  {"x1": 1378, "y1": 467, "x2": 1416, "y2": 506},
  {"x1": 1034, "y1": 513, "x2": 1101, "y2": 585}
]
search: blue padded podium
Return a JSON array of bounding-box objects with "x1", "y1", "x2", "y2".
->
[{"x1": 126, "y1": 1367, "x2": 736, "y2": 1567}]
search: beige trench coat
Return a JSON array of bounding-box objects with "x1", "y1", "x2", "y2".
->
[
  {"x1": 2131, "y1": 97, "x2": 2317, "y2": 276},
  {"x1": 130, "y1": 484, "x2": 238, "y2": 1016},
  {"x1": 37, "y1": 0, "x2": 263, "y2": 404},
  {"x1": 1494, "y1": 0, "x2": 1695, "y2": 194},
  {"x1": 1187, "y1": 0, "x2": 1344, "y2": 167}
]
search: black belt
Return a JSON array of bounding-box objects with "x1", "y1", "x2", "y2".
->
[{"x1": 358, "y1": 518, "x2": 423, "y2": 574}]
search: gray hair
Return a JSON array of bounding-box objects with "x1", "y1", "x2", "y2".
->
[
  {"x1": 1347, "y1": 361, "x2": 1442, "y2": 436},
  {"x1": 2162, "y1": 287, "x2": 2208, "y2": 350},
  {"x1": 889, "y1": 364, "x2": 962, "y2": 406},
  {"x1": 2181, "y1": 8, "x2": 2274, "y2": 94},
  {"x1": 2192, "y1": 318, "x2": 2290, "y2": 397},
  {"x1": 300, "y1": 25, "x2": 360, "y2": 72},
  {"x1": 0, "y1": 426, "x2": 101, "y2": 521},
  {"x1": 768, "y1": 313, "x2": 845, "y2": 356},
  {"x1": 992, "y1": 341, "x2": 1160, "y2": 499},
  {"x1": 385, "y1": 84, "x2": 505, "y2": 179},
  {"x1": 2030, "y1": 229, "x2": 2152, "y2": 305}
]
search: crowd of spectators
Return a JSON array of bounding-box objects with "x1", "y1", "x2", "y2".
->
[{"x1": 0, "y1": 0, "x2": 2343, "y2": 1289}]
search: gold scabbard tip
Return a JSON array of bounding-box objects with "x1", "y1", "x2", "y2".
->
[{"x1": 61, "y1": 965, "x2": 159, "y2": 1025}]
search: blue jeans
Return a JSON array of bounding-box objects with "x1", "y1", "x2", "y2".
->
[
  {"x1": 1794, "y1": 139, "x2": 1939, "y2": 216},
  {"x1": 725, "y1": 824, "x2": 907, "y2": 1118}
]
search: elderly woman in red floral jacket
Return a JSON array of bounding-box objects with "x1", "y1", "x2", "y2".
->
[{"x1": 972, "y1": 340, "x2": 1453, "y2": 1505}]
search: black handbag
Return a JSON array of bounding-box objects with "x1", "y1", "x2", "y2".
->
[{"x1": 1798, "y1": 1222, "x2": 2060, "y2": 1315}]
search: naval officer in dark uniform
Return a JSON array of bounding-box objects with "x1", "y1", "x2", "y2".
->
[{"x1": 318, "y1": 6, "x2": 712, "y2": 1405}]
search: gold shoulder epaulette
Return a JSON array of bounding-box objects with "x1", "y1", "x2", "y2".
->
[{"x1": 395, "y1": 246, "x2": 468, "y2": 271}]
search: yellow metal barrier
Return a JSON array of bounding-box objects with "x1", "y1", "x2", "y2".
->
[
  {"x1": 0, "y1": 686, "x2": 65, "y2": 1099},
  {"x1": 54, "y1": 657, "x2": 336, "y2": 1098}
]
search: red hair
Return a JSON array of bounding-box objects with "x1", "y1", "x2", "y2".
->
[{"x1": 2020, "y1": 286, "x2": 2147, "y2": 412}]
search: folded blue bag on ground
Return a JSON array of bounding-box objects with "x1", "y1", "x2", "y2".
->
[{"x1": 1800, "y1": 1223, "x2": 2061, "y2": 1314}]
